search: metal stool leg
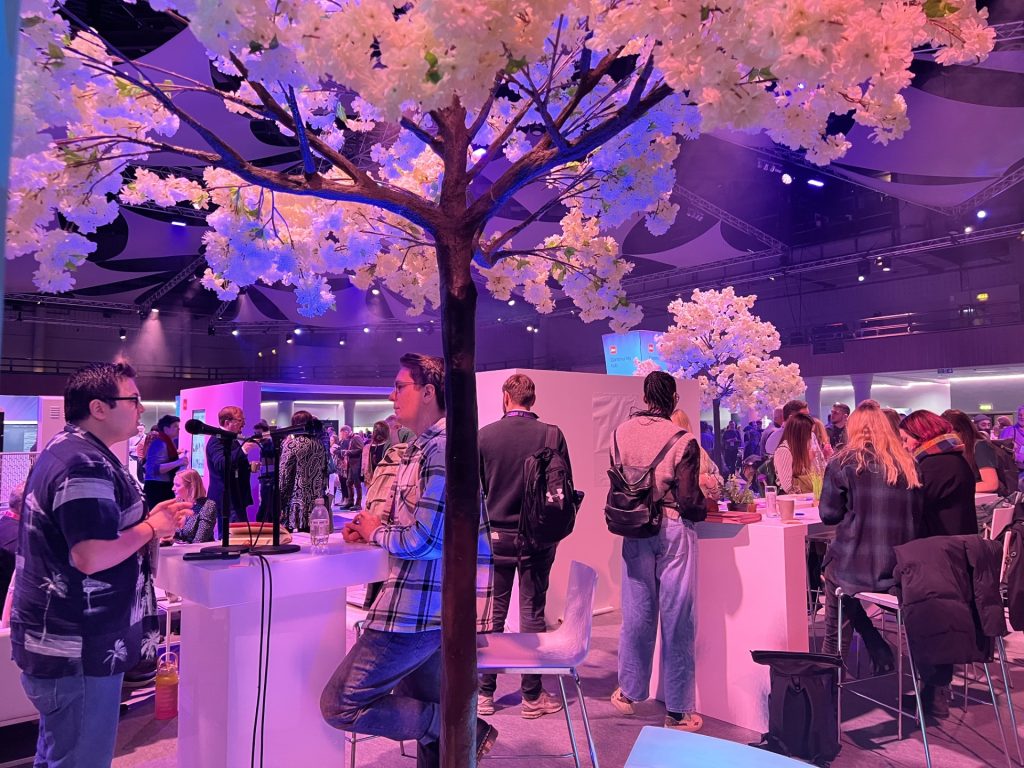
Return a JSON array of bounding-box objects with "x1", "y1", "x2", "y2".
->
[
  {"x1": 984, "y1": 663, "x2": 1014, "y2": 768},
  {"x1": 996, "y1": 636, "x2": 1024, "y2": 766},
  {"x1": 897, "y1": 607, "x2": 904, "y2": 741},
  {"x1": 836, "y1": 589, "x2": 844, "y2": 732},
  {"x1": 557, "y1": 675, "x2": 583, "y2": 768},
  {"x1": 572, "y1": 669, "x2": 600, "y2": 768},
  {"x1": 902, "y1": 626, "x2": 933, "y2": 768}
]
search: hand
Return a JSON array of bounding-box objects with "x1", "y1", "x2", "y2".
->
[
  {"x1": 146, "y1": 500, "x2": 192, "y2": 539},
  {"x1": 341, "y1": 523, "x2": 364, "y2": 543},
  {"x1": 348, "y1": 513, "x2": 382, "y2": 543}
]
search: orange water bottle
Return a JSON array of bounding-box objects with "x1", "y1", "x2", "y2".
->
[{"x1": 154, "y1": 651, "x2": 179, "y2": 720}]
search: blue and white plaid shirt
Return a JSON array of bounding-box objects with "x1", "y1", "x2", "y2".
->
[{"x1": 365, "y1": 418, "x2": 494, "y2": 633}]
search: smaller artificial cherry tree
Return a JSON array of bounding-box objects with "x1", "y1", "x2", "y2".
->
[{"x1": 636, "y1": 287, "x2": 804, "y2": 465}]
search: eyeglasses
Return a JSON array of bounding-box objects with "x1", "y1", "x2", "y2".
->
[
  {"x1": 393, "y1": 381, "x2": 420, "y2": 392},
  {"x1": 105, "y1": 396, "x2": 142, "y2": 408}
]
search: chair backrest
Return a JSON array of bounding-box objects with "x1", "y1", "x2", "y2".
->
[{"x1": 556, "y1": 561, "x2": 598, "y2": 667}]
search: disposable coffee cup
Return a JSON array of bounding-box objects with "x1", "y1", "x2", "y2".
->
[{"x1": 778, "y1": 498, "x2": 796, "y2": 521}]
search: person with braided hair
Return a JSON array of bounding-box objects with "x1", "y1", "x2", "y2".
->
[{"x1": 609, "y1": 371, "x2": 706, "y2": 732}]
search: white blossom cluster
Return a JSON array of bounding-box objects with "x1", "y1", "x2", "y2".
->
[
  {"x1": 7, "y1": 0, "x2": 994, "y2": 325},
  {"x1": 636, "y1": 287, "x2": 805, "y2": 415}
]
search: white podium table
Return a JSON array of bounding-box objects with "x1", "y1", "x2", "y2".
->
[{"x1": 155, "y1": 535, "x2": 389, "y2": 768}]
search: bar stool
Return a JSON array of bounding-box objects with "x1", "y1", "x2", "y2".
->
[{"x1": 836, "y1": 589, "x2": 1018, "y2": 768}]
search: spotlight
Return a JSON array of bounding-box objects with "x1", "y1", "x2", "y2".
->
[
  {"x1": 396, "y1": 334, "x2": 403, "y2": 343},
  {"x1": 338, "y1": 339, "x2": 346, "y2": 346},
  {"x1": 285, "y1": 333, "x2": 294, "y2": 344},
  {"x1": 363, "y1": 326, "x2": 370, "y2": 333},
  {"x1": 964, "y1": 225, "x2": 974, "y2": 234},
  {"x1": 878, "y1": 257, "x2": 892, "y2": 272},
  {"x1": 526, "y1": 324, "x2": 534, "y2": 332},
  {"x1": 976, "y1": 292, "x2": 990, "y2": 302},
  {"x1": 416, "y1": 326, "x2": 423, "y2": 333},
  {"x1": 150, "y1": 308, "x2": 159, "y2": 316},
  {"x1": 171, "y1": 220, "x2": 187, "y2": 227},
  {"x1": 258, "y1": 351, "x2": 263, "y2": 358},
  {"x1": 807, "y1": 179, "x2": 825, "y2": 188},
  {"x1": 857, "y1": 262, "x2": 870, "y2": 282},
  {"x1": 118, "y1": 328, "x2": 127, "y2": 340},
  {"x1": 371, "y1": 287, "x2": 381, "y2": 296},
  {"x1": 294, "y1": 327, "x2": 303, "y2": 335},
  {"x1": 768, "y1": 276, "x2": 776, "y2": 281},
  {"x1": 780, "y1": 173, "x2": 793, "y2": 185},
  {"x1": 976, "y1": 210, "x2": 987, "y2": 220},
  {"x1": 231, "y1": 329, "x2": 240, "y2": 337},
  {"x1": 208, "y1": 324, "x2": 216, "y2": 336},
  {"x1": 507, "y1": 299, "x2": 516, "y2": 306},
  {"x1": 271, "y1": 348, "x2": 277, "y2": 355}
]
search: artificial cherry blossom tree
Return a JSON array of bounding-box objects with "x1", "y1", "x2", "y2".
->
[
  {"x1": 636, "y1": 287, "x2": 805, "y2": 462},
  {"x1": 6, "y1": 1, "x2": 994, "y2": 763}
]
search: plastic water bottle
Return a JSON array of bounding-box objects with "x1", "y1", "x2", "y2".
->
[
  {"x1": 764, "y1": 485, "x2": 779, "y2": 519},
  {"x1": 310, "y1": 498, "x2": 330, "y2": 554}
]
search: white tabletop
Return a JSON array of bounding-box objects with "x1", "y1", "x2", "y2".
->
[{"x1": 625, "y1": 726, "x2": 807, "y2": 767}]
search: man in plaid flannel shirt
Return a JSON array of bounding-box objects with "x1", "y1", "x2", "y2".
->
[{"x1": 321, "y1": 353, "x2": 496, "y2": 766}]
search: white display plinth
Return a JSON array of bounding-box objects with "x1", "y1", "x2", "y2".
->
[{"x1": 156, "y1": 536, "x2": 389, "y2": 768}]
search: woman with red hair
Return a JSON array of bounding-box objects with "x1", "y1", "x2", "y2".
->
[{"x1": 897, "y1": 409, "x2": 978, "y2": 719}]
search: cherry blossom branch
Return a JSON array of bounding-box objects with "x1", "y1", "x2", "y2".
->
[
  {"x1": 466, "y1": 72, "x2": 506, "y2": 143},
  {"x1": 400, "y1": 116, "x2": 443, "y2": 154}
]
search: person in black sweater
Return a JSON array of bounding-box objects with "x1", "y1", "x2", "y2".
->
[
  {"x1": 477, "y1": 374, "x2": 572, "y2": 720},
  {"x1": 898, "y1": 409, "x2": 978, "y2": 717}
]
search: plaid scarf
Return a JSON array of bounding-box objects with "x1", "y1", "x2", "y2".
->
[{"x1": 914, "y1": 432, "x2": 964, "y2": 462}]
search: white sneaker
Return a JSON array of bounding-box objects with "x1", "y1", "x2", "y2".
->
[
  {"x1": 610, "y1": 687, "x2": 636, "y2": 715},
  {"x1": 477, "y1": 693, "x2": 495, "y2": 716},
  {"x1": 521, "y1": 691, "x2": 563, "y2": 719}
]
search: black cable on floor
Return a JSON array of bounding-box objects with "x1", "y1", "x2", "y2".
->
[
  {"x1": 258, "y1": 553, "x2": 273, "y2": 765},
  {"x1": 250, "y1": 554, "x2": 267, "y2": 768}
]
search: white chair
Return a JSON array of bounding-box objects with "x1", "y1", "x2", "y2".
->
[{"x1": 476, "y1": 561, "x2": 600, "y2": 768}]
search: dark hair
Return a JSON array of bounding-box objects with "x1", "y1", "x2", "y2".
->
[
  {"x1": 636, "y1": 371, "x2": 677, "y2": 419},
  {"x1": 291, "y1": 410, "x2": 314, "y2": 427},
  {"x1": 899, "y1": 410, "x2": 952, "y2": 443},
  {"x1": 64, "y1": 362, "x2": 138, "y2": 423},
  {"x1": 156, "y1": 415, "x2": 180, "y2": 432},
  {"x1": 502, "y1": 373, "x2": 536, "y2": 408},
  {"x1": 400, "y1": 353, "x2": 445, "y2": 409},
  {"x1": 831, "y1": 402, "x2": 851, "y2": 416},
  {"x1": 782, "y1": 413, "x2": 815, "y2": 477},
  {"x1": 782, "y1": 400, "x2": 809, "y2": 422},
  {"x1": 372, "y1": 420, "x2": 390, "y2": 443},
  {"x1": 254, "y1": 419, "x2": 270, "y2": 432},
  {"x1": 941, "y1": 409, "x2": 980, "y2": 473}
]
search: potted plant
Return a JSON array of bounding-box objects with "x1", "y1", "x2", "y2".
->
[{"x1": 723, "y1": 475, "x2": 757, "y2": 514}]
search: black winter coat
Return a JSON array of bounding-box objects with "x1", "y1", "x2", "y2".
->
[
  {"x1": 917, "y1": 452, "x2": 977, "y2": 538},
  {"x1": 894, "y1": 535, "x2": 1005, "y2": 668}
]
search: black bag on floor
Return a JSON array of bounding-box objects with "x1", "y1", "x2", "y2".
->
[{"x1": 751, "y1": 650, "x2": 842, "y2": 767}]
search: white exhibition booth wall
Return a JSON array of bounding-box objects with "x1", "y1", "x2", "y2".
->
[{"x1": 477, "y1": 369, "x2": 701, "y2": 618}]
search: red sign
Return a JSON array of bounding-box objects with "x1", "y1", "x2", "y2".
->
[
  {"x1": 647, "y1": 344, "x2": 655, "y2": 353},
  {"x1": 609, "y1": 345, "x2": 617, "y2": 355}
]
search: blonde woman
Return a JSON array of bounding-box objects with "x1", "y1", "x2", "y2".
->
[
  {"x1": 820, "y1": 401, "x2": 922, "y2": 676},
  {"x1": 172, "y1": 469, "x2": 219, "y2": 543},
  {"x1": 671, "y1": 410, "x2": 722, "y2": 502}
]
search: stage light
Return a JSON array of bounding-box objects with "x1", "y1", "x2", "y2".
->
[
  {"x1": 371, "y1": 287, "x2": 381, "y2": 296},
  {"x1": 807, "y1": 179, "x2": 825, "y2": 188},
  {"x1": 878, "y1": 257, "x2": 892, "y2": 272},
  {"x1": 363, "y1": 326, "x2": 370, "y2": 333},
  {"x1": 338, "y1": 339, "x2": 346, "y2": 346},
  {"x1": 780, "y1": 173, "x2": 793, "y2": 185},
  {"x1": 416, "y1": 326, "x2": 423, "y2": 333},
  {"x1": 964, "y1": 225, "x2": 974, "y2": 234},
  {"x1": 857, "y1": 262, "x2": 870, "y2": 282},
  {"x1": 976, "y1": 292, "x2": 989, "y2": 302},
  {"x1": 231, "y1": 329, "x2": 240, "y2": 337},
  {"x1": 119, "y1": 328, "x2": 127, "y2": 340},
  {"x1": 507, "y1": 299, "x2": 516, "y2": 306},
  {"x1": 768, "y1": 276, "x2": 776, "y2": 281},
  {"x1": 271, "y1": 348, "x2": 277, "y2": 355},
  {"x1": 150, "y1": 308, "x2": 159, "y2": 315},
  {"x1": 976, "y1": 210, "x2": 987, "y2": 219},
  {"x1": 294, "y1": 327, "x2": 303, "y2": 335},
  {"x1": 171, "y1": 221, "x2": 187, "y2": 227},
  {"x1": 396, "y1": 334, "x2": 403, "y2": 343},
  {"x1": 526, "y1": 324, "x2": 534, "y2": 332},
  {"x1": 285, "y1": 333, "x2": 294, "y2": 344},
  {"x1": 258, "y1": 351, "x2": 263, "y2": 358}
]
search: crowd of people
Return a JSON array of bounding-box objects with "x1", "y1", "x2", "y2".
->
[{"x1": 2, "y1": 356, "x2": 1023, "y2": 768}]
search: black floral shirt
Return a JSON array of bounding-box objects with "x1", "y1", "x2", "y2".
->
[{"x1": 11, "y1": 425, "x2": 160, "y2": 678}]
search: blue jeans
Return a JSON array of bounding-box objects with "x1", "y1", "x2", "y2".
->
[
  {"x1": 618, "y1": 517, "x2": 698, "y2": 714},
  {"x1": 320, "y1": 628, "x2": 442, "y2": 768},
  {"x1": 20, "y1": 672, "x2": 124, "y2": 768}
]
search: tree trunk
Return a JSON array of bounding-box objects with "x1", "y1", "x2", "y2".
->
[
  {"x1": 712, "y1": 397, "x2": 723, "y2": 471},
  {"x1": 436, "y1": 231, "x2": 480, "y2": 768}
]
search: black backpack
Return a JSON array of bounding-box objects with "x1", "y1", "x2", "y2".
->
[
  {"x1": 989, "y1": 439, "x2": 1020, "y2": 498},
  {"x1": 519, "y1": 426, "x2": 580, "y2": 550},
  {"x1": 751, "y1": 650, "x2": 842, "y2": 767},
  {"x1": 604, "y1": 429, "x2": 685, "y2": 538}
]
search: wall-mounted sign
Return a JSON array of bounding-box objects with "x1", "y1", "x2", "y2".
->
[{"x1": 602, "y1": 331, "x2": 666, "y2": 376}]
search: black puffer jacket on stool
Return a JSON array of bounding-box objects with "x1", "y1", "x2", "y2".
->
[{"x1": 894, "y1": 534, "x2": 1005, "y2": 668}]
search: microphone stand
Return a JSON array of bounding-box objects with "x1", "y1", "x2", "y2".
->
[
  {"x1": 201, "y1": 432, "x2": 252, "y2": 556},
  {"x1": 249, "y1": 426, "x2": 303, "y2": 556}
]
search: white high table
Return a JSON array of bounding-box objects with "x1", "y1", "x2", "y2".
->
[{"x1": 155, "y1": 535, "x2": 389, "y2": 768}]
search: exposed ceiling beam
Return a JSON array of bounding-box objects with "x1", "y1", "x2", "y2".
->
[
  {"x1": 672, "y1": 185, "x2": 787, "y2": 252},
  {"x1": 138, "y1": 255, "x2": 207, "y2": 313}
]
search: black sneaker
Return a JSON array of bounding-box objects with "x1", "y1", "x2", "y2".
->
[{"x1": 476, "y1": 719, "x2": 498, "y2": 759}]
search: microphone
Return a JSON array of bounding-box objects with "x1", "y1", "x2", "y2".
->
[{"x1": 184, "y1": 419, "x2": 238, "y2": 440}]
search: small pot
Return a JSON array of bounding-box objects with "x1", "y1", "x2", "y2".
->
[{"x1": 727, "y1": 502, "x2": 757, "y2": 514}]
